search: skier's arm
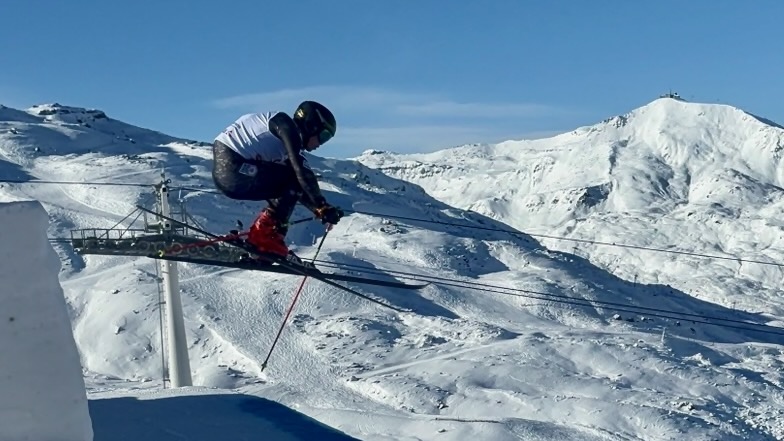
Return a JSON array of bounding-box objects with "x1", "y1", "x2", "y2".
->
[{"x1": 268, "y1": 112, "x2": 327, "y2": 208}]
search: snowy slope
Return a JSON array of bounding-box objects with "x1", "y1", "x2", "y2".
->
[{"x1": 1, "y1": 101, "x2": 783, "y2": 440}]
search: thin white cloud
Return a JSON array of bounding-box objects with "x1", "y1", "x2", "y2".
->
[
  {"x1": 211, "y1": 85, "x2": 433, "y2": 111},
  {"x1": 210, "y1": 85, "x2": 562, "y2": 119},
  {"x1": 210, "y1": 85, "x2": 574, "y2": 156},
  {"x1": 394, "y1": 101, "x2": 565, "y2": 118}
]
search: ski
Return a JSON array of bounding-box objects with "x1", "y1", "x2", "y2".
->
[
  {"x1": 153, "y1": 254, "x2": 429, "y2": 290},
  {"x1": 136, "y1": 205, "x2": 414, "y2": 312}
]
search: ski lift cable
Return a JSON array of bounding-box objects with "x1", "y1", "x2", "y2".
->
[
  {"x1": 7, "y1": 178, "x2": 781, "y2": 269},
  {"x1": 0, "y1": 178, "x2": 154, "y2": 188},
  {"x1": 311, "y1": 259, "x2": 784, "y2": 335},
  {"x1": 343, "y1": 209, "x2": 784, "y2": 269}
]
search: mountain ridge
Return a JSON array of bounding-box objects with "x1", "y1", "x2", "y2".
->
[{"x1": 356, "y1": 97, "x2": 784, "y2": 231}]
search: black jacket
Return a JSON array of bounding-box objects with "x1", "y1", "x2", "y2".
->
[{"x1": 268, "y1": 112, "x2": 326, "y2": 210}]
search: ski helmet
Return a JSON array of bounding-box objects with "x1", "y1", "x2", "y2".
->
[{"x1": 293, "y1": 101, "x2": 336, "y2": 145}]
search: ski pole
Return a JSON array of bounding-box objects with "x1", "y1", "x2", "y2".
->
[
  {"x1": 260, "y1": 224, "x2": 332, "y2": 371},
  {"x1": 289, "y1": 215, "x2": 317, "y2": 226}
]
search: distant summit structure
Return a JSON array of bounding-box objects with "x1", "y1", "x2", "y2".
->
[{"x1": 659, "y1": 90, "x2": 684, "y2": 100}]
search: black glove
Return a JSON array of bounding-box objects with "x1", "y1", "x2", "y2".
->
[{"x1": 316, "y1": 204, "x2": 344, "y2": 225}]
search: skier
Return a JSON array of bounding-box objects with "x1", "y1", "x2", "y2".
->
[{"x1": 211, "y1": 100, "x2": 344, "y2": 258}]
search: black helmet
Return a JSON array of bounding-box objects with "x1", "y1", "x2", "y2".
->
[{"x1": 293, "y1": 101, "x2": 336, "y2": 144}]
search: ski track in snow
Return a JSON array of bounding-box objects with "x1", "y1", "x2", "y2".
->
[{"x1": 356, "y1": 334, "x2": 523, "y2": 379}]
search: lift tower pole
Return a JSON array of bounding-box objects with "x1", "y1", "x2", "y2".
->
[{"x1": 157, "y1": 177, "x2": 192, "y2": 387}]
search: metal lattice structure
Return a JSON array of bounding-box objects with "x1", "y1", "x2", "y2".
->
[
  {"x1": 67, "y1": 175, "x2": 197, "y2": 387},
  {"x1": 69, "y1": 228, "x2": 245, "y2": 262}
]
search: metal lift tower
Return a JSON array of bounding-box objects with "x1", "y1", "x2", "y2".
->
[{"x1": 67, "y1": 175, "x2": 216, "y2": 387}]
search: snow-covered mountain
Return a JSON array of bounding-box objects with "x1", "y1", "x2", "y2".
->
[
  {"x1": 358, "y1": 97, "x2": 784, "y2": 320},
  {"x1": 1, "y1": 99, "x2": 783, "y2": 440}
]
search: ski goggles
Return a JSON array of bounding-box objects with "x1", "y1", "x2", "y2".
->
[
  {"x1": 314, "y1": 108, "x2": 336, "y2": 144},
  {"x1": 318, "y1": 128, "x2": 334, "y2": 144}
]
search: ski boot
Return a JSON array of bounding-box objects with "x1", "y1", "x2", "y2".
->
[{"x1": 246, "y1": 209, "x2": 289, "y2": 257}]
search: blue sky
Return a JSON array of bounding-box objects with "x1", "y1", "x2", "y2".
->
[{"x1": 2, "y1": 1, "x2": 783, "y2": 157}]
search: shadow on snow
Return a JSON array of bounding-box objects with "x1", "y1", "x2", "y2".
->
[{"x1": 89, "y1": 392, "x2": 360, "y2": 441}]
